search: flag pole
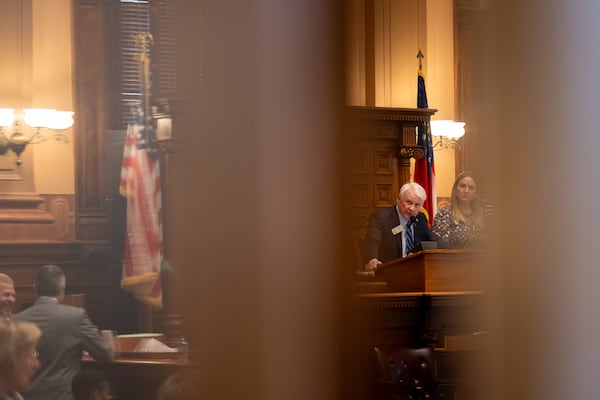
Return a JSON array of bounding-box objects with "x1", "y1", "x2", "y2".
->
[
  {"x1": 134, "y1": 32, "x2": 155, "y2": 150},
  {"x1": 120, "y1": 32, "x2": 163, "y2": 333},
  {"x1": 414, "y1": 49, "x2": 437, "y2": 224},
  {"x1": 137, "y1": 31, "x2": 154, "y2": 333}
]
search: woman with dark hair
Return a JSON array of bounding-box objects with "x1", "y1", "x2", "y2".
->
[
  {"x1": 432, "y1": 171, "x2": 486, "y2": 249},
  {"x1": 0, "y1": 318, "x2": 41, "y2": 400}
]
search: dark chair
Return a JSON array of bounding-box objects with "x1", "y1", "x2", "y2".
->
[
  {"x1": 373, "y1": 345, "x2": 438, "y2": 400},
  {"x1": 352, "y1": 230, "x2": 390, "y2": 293}
]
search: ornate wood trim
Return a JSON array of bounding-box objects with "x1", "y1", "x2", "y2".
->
[{"x1": 348, "y1": 106, "x2": 437, "y2": 123}]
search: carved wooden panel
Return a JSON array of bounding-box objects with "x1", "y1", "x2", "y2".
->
[
  {"x1": 352, "y1": 149, "x2": 369, "y2": 175},
  {"x1": 373, "y1": 150, "x2": 394, "y2": 176},
  {"x1": 374, "y1": 183, "x2": 395, "y2": 208},
  {"x1": 43, "y1": 195, "x2": 75, "y2": 241},
  {"x1": 352, "y1": 183, "x2": 370, "y2": 209},
  {"x1": 73, "y1": 0, "x2": 109, "y2": 238}
]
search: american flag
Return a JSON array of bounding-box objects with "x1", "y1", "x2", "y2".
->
[{"x1": 119, "y1": 122, "x2": 163, "y2": 309}]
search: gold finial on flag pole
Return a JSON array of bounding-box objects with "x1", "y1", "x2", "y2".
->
[
  {"x1": 417, "y1": 49, "x2": 424, "y2": 72},
  {"x1": 133, "y1": 32, "x2": 155, "y2": 149}
]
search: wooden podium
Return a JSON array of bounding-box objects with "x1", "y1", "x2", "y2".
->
[
  {"x1": 377, "y1": 249, "x2": 487, "y2": 292},
  {"x1": 355, "y1": 250, "x2": 489, "y2": 399}
]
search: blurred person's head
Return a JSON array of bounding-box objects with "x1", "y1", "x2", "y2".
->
[
  {"x1": 0, "y1": 274, "x2": 16, "y2": 318},
  {"x1": 157, "y1": 370, "x2": 198, "y2": 400},
  {"x1": 35, "y1": 265, "x2": 66, "y2": 302},
  {"x1": 72, "y1": 369, "x2": 112, "y2": 400},
  {"x1": 397, "y1": 182, "x2": 427, "y2": 221},
  {"x1": 0, "y1": 318, "x2": 41, "y2": 393}
]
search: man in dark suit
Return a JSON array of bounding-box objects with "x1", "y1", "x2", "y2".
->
[
  {"x1": 364, "y1": 182, "x2": 438, "y2": 272},
  {"x1": 13, "y1": 265, "x2": 114, "y2": 400}
]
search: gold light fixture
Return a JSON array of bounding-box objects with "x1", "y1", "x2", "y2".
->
[{"x1": 0, "y1": 108, "x2": 73, "y2": 165}]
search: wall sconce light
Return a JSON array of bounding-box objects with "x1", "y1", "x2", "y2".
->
[
  {"x1": 430, "y1": 120, "x2": 465, "y2": 150},
  {"x1": 0, "y1": 108, "x2": 74, "y2": 165}
]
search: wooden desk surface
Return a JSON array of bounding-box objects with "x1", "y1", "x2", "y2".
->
[
  {"x1": 90, "y1": 356, "x2": 190, "y2": 365},
  {"x1": 354, "y1": 290, "x2": 485, "y2": 298}
]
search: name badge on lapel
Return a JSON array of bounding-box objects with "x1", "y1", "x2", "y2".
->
[{"x1": 391, "y1": 224, "x2": 403, "y2": 236}]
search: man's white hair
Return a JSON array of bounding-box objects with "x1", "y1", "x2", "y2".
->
[{"x1": 399, "y1": 182, "x2": 427, "y2": 202}]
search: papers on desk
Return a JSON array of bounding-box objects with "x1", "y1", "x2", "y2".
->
[
  {"x1": 134, "y1": 337, "x2": 177, "y2": 353},
  {"x1": 110, "y1": 333, "x2": 186, "y2": 360}
]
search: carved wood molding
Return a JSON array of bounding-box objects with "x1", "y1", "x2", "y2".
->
[
  {"x1": 0, "y1": 194, "x2": 49, "y2": 209},
  {"x1": 354, "y1": 294, "x2": 424, "y2": 310},
  {"x1": 348, "y1": 106, "x2": 437, "y2": 123},
  {"x1": 0, "y1": 194, "x2": 55, "y2": 235},
  {"x1": 427, "y1": 292, "x2": 485, "y2": 308},
  {"x1": 0, "y1": 240, "x2": 83, "y2": 263}
]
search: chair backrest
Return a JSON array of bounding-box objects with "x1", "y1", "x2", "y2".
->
[
  {"x1": 373, "y1": 345, "x2": 438, "y2": 399},
  {"x1": 352, "y1": 230, "x2": 389, "y2": 293},
  {"x1": 352, "y1": 230, "x2": 367, "y2": 271},
  {"x1": 62, "y1": 293, "x2": 86, "y2": 308}
]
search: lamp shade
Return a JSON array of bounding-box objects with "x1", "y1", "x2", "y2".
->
[
  {"x1": 23, "y1": 109, "x2": 74, "y2": 130},
  {"x1": 23, "y1": 108, "x2": 56, "y2": 128},
  {"x1": 0, "y1": 108, "x2": 15, "y2": 127},
  {"x1": 46, "y1": 111, "x2": 74, "y2": 130},
  {"x1": 430, "y1": 120, "x2": 466, "y2": 139}
]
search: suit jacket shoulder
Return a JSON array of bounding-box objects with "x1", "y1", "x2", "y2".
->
[{"x1": 414, "y1": 211, "x2": 438, "y2": 242}]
